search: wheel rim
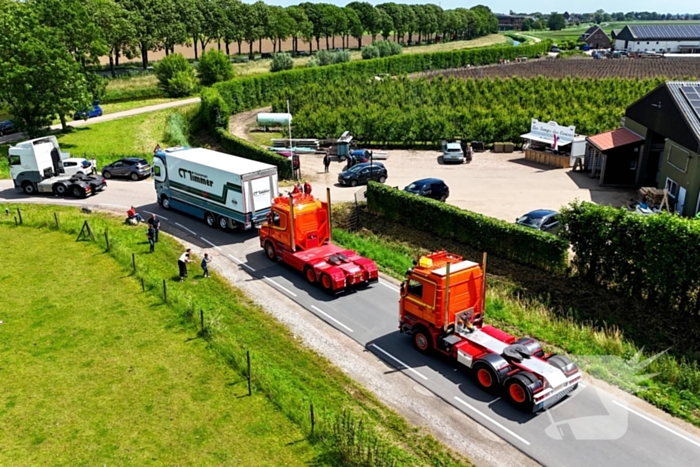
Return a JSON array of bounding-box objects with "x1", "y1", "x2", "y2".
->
[
  {"x1": 415, "y1": 333, "x2": 428, "y2": 350},
  {"x1": 162, "y1": 197, "x2": 170, "y2": 209},
  {"x1": 379, "y1": 176, "x2": 386, "y2": 183},
  {"x1": 219, "y1": 217, "x2": 227, "y2": 229},
  {"x1": 351, "y1": 180, "x2": 357, "y2": 187},
  {"x1": 266, "y1": 243, "x2": 275, "y2": 260},
  {"x1": 131, "y1": 173, "x2": 138, "y2": 180},
  {"x1": 509, "y1": 383, "x2": 527, "y2": 403},
  {"x1": 57, "y1": 186, "x2": 65, "y2": 194},
  {"x1": 103, "y1": 172, "x2": 111, "y2": 179},
  {"x1": 477, "y1": 368, "x2": 493, "y2": 388},
  {"x1": 306, "y1": 268, "x2": 315, "y2": 283},
  {"x1": 206, "y1": 214, "x2": 214, "y2": 226},
  {"x1": 321, "y1": 275, "x2": 331, "y2": 289}
]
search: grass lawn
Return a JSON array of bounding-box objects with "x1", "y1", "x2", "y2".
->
[
  {"x1": 103, "y1": 74, "x2": 161, "y2": 102},
  {"x1": 233, "y1": 34, "x2": 507, "y2": 76},
  {"x1": 0, "y1": 226, "x2": 318, "y2": 466},
  {"x1": 529, "y1": 20, "x2": 700, "y2": 42}
]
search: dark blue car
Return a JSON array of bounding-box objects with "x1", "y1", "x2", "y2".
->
[
  {"x1": 73, "y1": 101, "x2": 103, "y2": 120},
  {"x1": 0, "y1": 120, "x2": 17, "y2": 136}
]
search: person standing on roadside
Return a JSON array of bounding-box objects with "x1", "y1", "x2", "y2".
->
[
  {"x1": 323, "y1": 152, "x2": 331, "y2": 173},
  {"x1": 147, "y1": 225, "x2": 155, "y2": 253},
  {"x1": 90, "y1": 158, "x2": 98, "y2": 175},
  {"x1": 178, "y1": 248, "x2": 192, "y2": 282},
  {"x1": 148, "y1": 213, "x2": 161, "y2": 242},
  {"x1": 201, "y1": 253, "x2": 212, "y2": 278}
]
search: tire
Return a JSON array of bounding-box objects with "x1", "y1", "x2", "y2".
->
[
  {"x1": 439, "y1": 194, "x2": 447, "y2": 202},
  {"x1": 130, "y1": 172, "x2": 139, "y2": 181},
  {"x1": 21, "y1": 182, "x2": 36, "y2": 195},
  {"x1": 304, "y1": 266, "x2": 316, "y2": 284},
  {"x1": 264, "y1": 241, "x2": 277, "y2": 261},
  {"x1": 504, "y1": 374, "x2": 535, "y2": 411},
  {"x1": 412, "y1": 327, "x2": 433, "y2": 354},
  {"x1": 72, "y1": 185, "x2": 84, "y2": 198},
  {"x1": 217, "y1": 216, "x2": 228, "y2": 230},
  {"x1": 378, "y1": 176, "x2": 387, "y2": 183},
  {"x1": 161, "y1": 195, "x2": 171, "y2": 210},
  {"x1": 98, "y1": 111, "x2": 103, "y2": 117},
  {"x1": 320, "y1": 273, "x2": 333, "y2": 292},
  {"x1": 473, "y1": 362, "x2": 499, "y2": 394},
  {"x1": 102, "y1": 170, "x2": 112, "y2": 179},
  {"x1": 205, "y1": 212, "x2": 216, "y2": 228},
  {"x1": 350, "y1": 179, "x2": 358, "y2": 187},
  {"x1": 54, "y1": 184, "x2": 67, "y2": 196}
]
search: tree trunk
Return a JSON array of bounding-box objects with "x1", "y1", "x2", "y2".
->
[
  {"x1": 248, "y1": 41, "x2": 254, "y2": 59},
  {"x1": 278, "y1": 38, "x2": 282, "y2": 52},
  {"x1": 258, "y1": 37, "x2": 262, "y2": 54},
  {"x1": 109, "y1": 51, "x2": 116, "y2": 78},
  {"x1": 357, "y1": 37, "x2": 362, "y2": 48},
  {"x1": 309, "y1": 41, "x2": 312, "y2": 54},
  {"x1": 165, "y1": 46, "x2": 169, "y2": 56},
  {"x1": 140, "y1": 43, "x2": 148, "y2": 70},
  {"x1": 115, "y1": 48, "x2": 120, "y2": 67},
  {"x1": 237, "y1": 40, "x2": 242, "y2": 55},
  {"x1": 59, "y1": 114, "x2": 67, "y2": 131},
  {"x1": 332, "y1": 36, "x2": 335, "y2": 48},
  {"x1": 326, "y1": 36, "x2": 330, "y2": 49},
  {"x1": 226, "y1": 41, "x2": 230, "y2": 55},
  {"x1": 200, "y1": 38, "x2": 207, "y2": 53},
  {"x1": 316, "y1": 37, "x2": 320, "y2": 51},
  {"x1": 272, "y1": 40, "x2": 277, "y2": 53},
  {"x1": 218, "y1": 39, "x2": 221, "y2": 50},
  {"x1": 408, "y1": 32, "x2": 413, "y2": 44},
  {"x1": 193, "y1": 35, "x2": 199, "y2": 59},
  {"x1": 293, "y1": 36, "x2": 297, "y2": 53}
]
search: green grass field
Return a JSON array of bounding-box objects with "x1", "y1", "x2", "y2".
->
[
  {"x1": 0, "y1": 226, "x2": 318, "y2": 466},
  {"x1": 0, "y1": 204, "x2": 472, "y2": 467},
  {"x1": 529, "y1": 20, "x2": 700, "y2": 42}
]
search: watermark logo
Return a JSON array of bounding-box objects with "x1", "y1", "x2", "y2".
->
[{"x1": 545, "y1": 348, "x2": 668, "y2": 441}]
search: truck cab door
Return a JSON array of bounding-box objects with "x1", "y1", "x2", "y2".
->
[{"x1": 153, "y1": 157, "x2": 166, "y2": 183}]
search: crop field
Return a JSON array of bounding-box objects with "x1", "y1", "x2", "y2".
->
[{"x1": 417, "y1": 57, "x2": 700, "y2": 80}]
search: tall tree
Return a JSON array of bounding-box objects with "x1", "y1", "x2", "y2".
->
[
  {"x1": 547, "y1": 12, "x2": 566, "y2": 31},
  {"x1": 287, "y1": 6, "x2": 313, "y2": 54},
  {"x1": 344, "y1": 6, "x2": 363, "y2": 49},
  {"x1": 376, "y1": 9, "x2": 393, "y2": 41},
  {"x1": 347, "y1": 2, "x2": 379, "y2": 43},
  {"x1": 90, "y1": 0, "x2": 138, "y2": 77},
  {"x1": 119, "y1": 0, "x2": 162, "y2": 69}
]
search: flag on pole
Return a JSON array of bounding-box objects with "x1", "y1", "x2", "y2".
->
[{"x1": 553, "y1": 134, "x2": 559, "y2": 150}]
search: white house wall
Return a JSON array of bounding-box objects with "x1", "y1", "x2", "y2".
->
[{"x1": 614, "y1": 38, "x2": 700, "y2": 53}]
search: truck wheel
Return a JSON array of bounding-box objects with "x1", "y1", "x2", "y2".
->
[
  {"x1": 205, "y1": 212, "x2": 216, "y2": 228},
  {"x1": 473, "y1": 362, "x2": 499, "y2": 393},
  {"x1": 304, "y1": 266, "x2": 316, "y2": 284},
  {"x1": 504, "y1": 374, "x2": 535, "y2": 411},
  {"x1": 320, "y1": 274, "x2": 333, "y2": 291},
  {"x1": 412, "y1": 327, "x2": 433, "y2": 354},
  {"x1": 265, "y1": 241, "x2": 277, "y2": 261},
  {"x1": 161, "y1": 196, "x2": 171, "y2": 210},
  {"x1": 218, "y1": 216, "x2": 228, "y2": 230},
  {"x1": 54, "y1": 184, "x2": 67, "y2": 196},
  {"x1": 72, "y1": 185, "x2": 85, "y2": 198},
  {"x1": 130, "y1": 172, "x2": 139, "y2": 181},
  {"x1": 102, "y1": 170, "x2": 112, "y2": 179},
  {"x1": 22, "y1": 182, "x2": 36, "y2": 195}
]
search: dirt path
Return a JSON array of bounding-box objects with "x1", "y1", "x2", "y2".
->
[{"x1": 228, "y1": 106, "x2": 270, "y2": 142}]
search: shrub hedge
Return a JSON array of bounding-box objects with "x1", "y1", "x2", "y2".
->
[
  {"x1": 366, "y1": 182, "x2": 569, "y2": 272},
  {"x1": 560, "y1": 201, "x2": 700, "y2": 312}
]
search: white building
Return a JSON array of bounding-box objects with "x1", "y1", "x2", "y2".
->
[{"x1": 613, "y1": 24, "x2": 700, "y2": 54}]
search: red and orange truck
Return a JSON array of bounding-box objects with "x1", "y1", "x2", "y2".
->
[
  {"x1": 399, "y1": 250, "x2": 581, "y2": 412},
  {"x1": 259, "y1": 189, "x2": 378, "y2": 293}
]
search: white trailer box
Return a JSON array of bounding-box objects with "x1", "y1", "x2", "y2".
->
[{"x1": 153, "y1": 146, "x2": 279, "y2": 230}]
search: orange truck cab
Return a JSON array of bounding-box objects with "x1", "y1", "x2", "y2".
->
[
  {"x1": 259, "y1": 190, "x2": 378, "y2": 293},
  {"x1": 399, "y1": 251, "x2": 581, "y2": 412}
]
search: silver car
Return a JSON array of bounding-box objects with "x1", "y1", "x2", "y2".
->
[{"x1": 442, "y1": 142, "x2": 465, "y2": 164}]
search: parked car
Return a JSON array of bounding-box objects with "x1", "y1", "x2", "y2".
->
[
  {"x1": 73, "y1": 101, "x2": 103, "y2": 120},
  {"x1": 550, "y1": 46, "x2": 561, "y2": 53},
  {"x1": 338, "y1": 162, "x2": 387, "y2": 187},
  {"x1": 515, "y1": 209, "x2": 560, "y2": 233},
  {"x1": 0, "y1": 120, "x2": 18, "y2": 136},
  {"x1": 101, "y1": 157, "x2": 152, "y2": 181},
  {"x1": 404, "y1": 178, "x2": 450, "y2": 202},
  {"x1": 62, "y1": 158, "x2": 93, "y2": 176},
  {"x1": 441, "y1": 141, "x2": 465, "y2": 164}
]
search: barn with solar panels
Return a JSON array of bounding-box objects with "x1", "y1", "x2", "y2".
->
[
  {"x1": 611, "y1": 81, "x2": 700, "y2": 216},
  {"x1": 613, "y1": 25, "x2": 700, "y2": 54}
]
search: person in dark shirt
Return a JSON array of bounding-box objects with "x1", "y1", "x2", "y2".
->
[
  {"x1": 147, "y1": 214, "x2": 161, "y2": 242},
  {"x1": 147, "y1": 225, "x2": 155, "y2": 253}
]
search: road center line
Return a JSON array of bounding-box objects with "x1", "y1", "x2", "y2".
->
[
  {"x1": 144, "y1": 210, "x2": 168, "y2": 220},
  {"x1": 175, "y1": 222, "x2": 196, "y2": 236},
  {"x1": 263, "y1": 276, "x2": 297, "y2": 297},
  {"x1": 200, "y1": 236, "x2": 222, "y2": 251},
  {"x1": 227, "y1": 254, "x2": 255, "y2": 272},
  {"x1": 310, "y1": 305, "x2": 354, "y2": 333},
  {"x1": 379, "y1": 280, "x2": 399, "y2": 292},
  {"x1": 368, "y1": 344, "x2": 428, "y2": 380},
  {"x1": 611, "y1": 400, "x2": 700, "y2": 449},
  {"x1": 454, "y1": 397, "x2": 532, "y2": 446}
]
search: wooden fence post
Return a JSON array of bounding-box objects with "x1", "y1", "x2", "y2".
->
[
  {"x1": 141, "y1": 277, "x2": 145, "y2": 292},
  {"x1": 200, "y1": 309, "x2": 205, "y2": 333},
  {"x1": 104, "y1": 231, "x2": 110, "y2": 251},
  {"x1": 17, "y1": 208, "x2": 22, "y2": 225},
  {"x1": 162, "y1": 279, "x2": 167, "y2": 303},
  {"x1": 54, "y1": 212, "x2": 59, "y2": 229},
  {"x1": 14, "y1": 217, "x2": 18, "y2": 226},
  {"x1": 247, "y1": 350, "x2": 252, "y2": 397},
  {"x1": 310, "y1": 403, "x2": 315, "y2": 436},
  {"x1": 132, "y1": 253, "x2": 136, "y2": 273}
]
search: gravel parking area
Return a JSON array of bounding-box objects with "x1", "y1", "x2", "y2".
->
[{"x1": 299, "y1": 149, "x2": 637, "y2": 221}]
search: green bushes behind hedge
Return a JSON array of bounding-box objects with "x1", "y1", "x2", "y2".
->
[{"x1": 366, "y1": 182, "x2": 568, "y2": 272}]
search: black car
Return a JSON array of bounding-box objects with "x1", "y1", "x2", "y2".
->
[
  {"x1": 404, "y1": 178, "x2": 450, "y2": 202},
  {"x1": 338, "y1": 162, "x2": 387, "y2": 187},
  {"x1": 0, "y1": 120, "x2": 17, "y2": 136},
  {"x1": 101, "y1": 157, "x2": 152, "y2": 181},
  {"x1": 515, "y1": 209, "x2": 560, "y2": 233}
]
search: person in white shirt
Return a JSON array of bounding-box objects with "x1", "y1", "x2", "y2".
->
[
  {"x1": 90, "y1": 158, "x2": 97, "y2": 175},
  {"x1": 178, "y1": 248, "x2": 192, "y2": 281}
]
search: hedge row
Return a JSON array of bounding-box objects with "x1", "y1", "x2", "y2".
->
[
  {"x1": 366, "y1": 182, "x2": 568, "y2": 272},
  {"x1": 101, "y1": 85, "x2": 164, "y2": 103},
  {"x1": 560, "y1": 201, "x2": 700, "y2": 313}
]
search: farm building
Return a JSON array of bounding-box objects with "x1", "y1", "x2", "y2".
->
[
  {"x1": 496, "y1": 14, "x2": 532, "y2": 31},
  {"x1": 578, "y1": 26, "x2": 611, "y2": 49},
  {"x1": 590, "y1": 82, "x2": 700, "y2": 215},
  {"x1": 613, "y1": 24, "x2": 700, "y2": 53}
]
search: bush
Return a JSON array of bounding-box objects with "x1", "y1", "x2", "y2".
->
[
  {"x1": 270, "y1": 53, "x2": 294, "y2": 72},
  {"x1": 197, "y1": 49, "x2": 235, "y2": 86},
  {"x1": 167, "y1": 70, "x2": 197, "y2": 97},
  {"x1": 154, "y1": 53, "x2": 191, "y2": 89},
  {"x1": 374, "y1": 41, "x2": 401, "y2": 58},
  {"x1": 362, "y1": 45, "x2": 380, "y2": 60},
  {"x1": 316, "y1": 50, "x2": 335, "y2": 66},
  {"x1": 306, "y1": 56, "x2": 319, "y2": 67},
  {"x1": 366, "y1": 182, "x2": 569, "y2": 272},
  {"x1": 389, "y1": 41, "x2": 402, "y2": 56},
  {"x1": 163, "y1": 112, "x2": 190, "y2": 147},
  {"x1": 334, "y1": 50, "x2": 352, "y2": 63}
]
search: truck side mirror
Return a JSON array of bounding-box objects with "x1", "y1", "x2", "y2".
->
[{"x1": 399, "y1": 281, "x2": 406, "y2": 296}]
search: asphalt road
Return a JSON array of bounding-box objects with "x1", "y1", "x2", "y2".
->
[
  {"x1": 0, "y1": 98, "x2": 201, "y2": 145},
  {"x1": 2, "y1": 179, "x2": 700, "y2": 467}
]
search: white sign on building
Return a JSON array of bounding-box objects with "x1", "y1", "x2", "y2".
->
[{"x1": 521, "y1": 119, "x2": 576, "y2": 146}]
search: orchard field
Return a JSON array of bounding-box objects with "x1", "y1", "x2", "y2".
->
[
  {"x1": 274, "y1": 76, "x2": 662, "y2": 145},
  {"x1": 417, "y1": 57, "x2": 700, "y2": 80}
]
